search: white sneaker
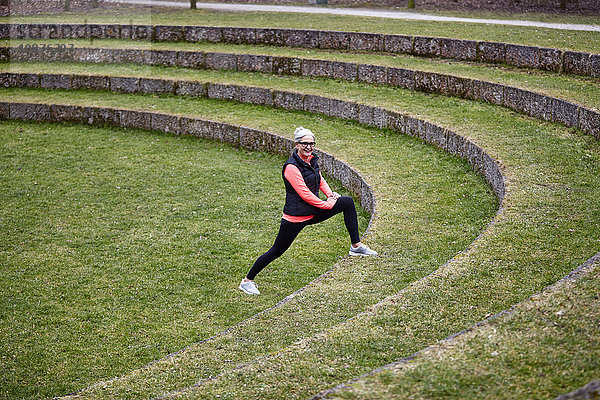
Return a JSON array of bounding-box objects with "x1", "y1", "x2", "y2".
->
[
  {"x1": 239, "y1": 279, "x2": 260, "y2": 295},
  {"x1": 349, "y1": 243, "x2": 378, "y2": 256}
]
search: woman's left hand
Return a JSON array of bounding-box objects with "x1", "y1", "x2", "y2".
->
[{"x1": 329, "y1": 192, "x2": 341, "y2": 200}]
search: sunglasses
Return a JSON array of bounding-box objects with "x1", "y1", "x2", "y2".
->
[{"x1": 298, "y1": 141, "x2": 316, "y2": 148}]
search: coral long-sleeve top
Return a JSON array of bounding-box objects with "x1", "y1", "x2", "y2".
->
[{"x1": 282, "y1": 155, "x2": 335, "y2": 223}]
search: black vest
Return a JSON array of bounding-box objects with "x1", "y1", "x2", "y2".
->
[{"x1": 282, "y1": 150, "x2": 321, "y2": 216}]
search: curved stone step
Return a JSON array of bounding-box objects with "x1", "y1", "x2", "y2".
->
[
  {"x1": 0, "y1": 71, "x2": 506, "y2": 201},
  {"x1": 1, "y1": 23, "x2": 599, "y2": 78},
  {"x1": 3, "y1": 46, "x2": 598, "y2": 138}
]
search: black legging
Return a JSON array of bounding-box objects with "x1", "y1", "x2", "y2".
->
[{"x1": 246, "y1": 196, "x2": 360, "y2": 280}]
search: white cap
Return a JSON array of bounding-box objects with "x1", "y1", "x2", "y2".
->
[{"x1": 294, "y1": 126, "x2": 315, "y2": 142}]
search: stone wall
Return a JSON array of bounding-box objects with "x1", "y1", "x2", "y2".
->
[
  {"x1": 3, "y1": 46, "x2": 598, "y2": 139},
  {"x1": 0, "y1": 73, "x2": 506, "y2": 203},
  {"x1": 1, "y1": 23, "x2": 598, "y2": 78}
]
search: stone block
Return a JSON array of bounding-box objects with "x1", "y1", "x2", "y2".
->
[
  {"x1": 358, "y1": 64, "x2": 387, "y2": 85},
  {"x1": 527, "y1": 92, "x2": 553, "y2": 121},
  {"x1": 147, "y1": 50, "x2": 178, "y2": 67},
  {"x1": 503, "y1": 85, "x2": 528, "y2": 114},
  {"x1": 119, "y1": 109, "x2": 152, "y2": 130},
  {"x1": 205, "y1": 52, "x2": 237, "y2": 71},
  {"x1": 207, "y1": 83, "x2": 236, "y2": 100},
  {"x1": 414, "y1": 71, "x2": 438, "y2": 94},
  {"x1": 240, "y1": 126, "x2": 269, "y2": 151},
  {"x1": 372, "y1": 107, "x2": 390, "y2": 129},
  {"x1": 424, "y1": 122, "x2": 447, "y2": 149},
  {"x1": 89, "y1": 24, "x2": 118, "y2": 39},
  {"x1": 466, "y1": 141, "x2": 484, "y2": 172},
  {"x1": 477, "y1": 41, "x2": 506, "y2": 64},
  {"x1": 39, "y1": 24, "x2": 60, "y2": 39},
  {"x1": 82, "y1": 48, "x2": 113, "y2": 64},
  {"x1": 384, "y1": 34, "x2": 413, "y2": 54},
  {"x1": 332, "y1": 61, "x2": 357, "y2": 81},
  {"x1": 50, "y1": 104, "x2": 86, "y2": 124},
  {"x1": 387, "y1": 67, "x2": 415, "y2": 90},
  {"x1": 110, "y1": 77, "x2": 140, "y2": 93},
  {"x1": 0, "y1": 24, "x2": 9, "y2": 39},
  {"x1": 61, "y1": 24, "x2": 88, "y2": 39},
  {"x1": 578, "y1": 108, "x2": 600, "y2": 138},
  {"x1": 152, "y1": 113, "x2": 181, "y2": 135},
  {"x1": 301, "y1": 59, "x2": 333, "y2": 78},
  {"x1": 72, "y1": 75, "x2": 110, "y2": 91},
  {"x1": 217, "y1": 120, "x2": 240, "y2": 144},
  {"x1": 303, "y1": 94, "x2": 330, "y2": 115},
  {"x1": 329, "y1": 99, "x2": 359, "y2": 121},
  {"x1": 41, "y1": 46, "x2": 74, "y2": 62},
  {"x1": 40, "y1": 74, "x2": 71, "y2": 90},
  {"x1": 0, "y1": 47, "x2": 8, "y2": 63},
  {"x1": 125, "y1": 25, "x2": 153, "y2": 41},
  {"x1": 180, "y1": 118, "x2": 211, "y2": 139},
  {"x1": 105, "y1": 25, "x2": 121, "y2": 39},
  {"x1": 0, "y1": 102, "x2": 10, "y2": 119},
  {"x1": 552, "y1": 99, "x2": 579, "y2": 129},
  {"x1": 23, "y1": 24, "x2": 40, "y2": 39},
  {"x1": 563, "y1": 51, "x2": 590, "y2": 75},
  {"x1": 445, "y1": 75, "x2": 472, "y2": 98},
  {"x1": 85, "y1": 107, "x2": 120, "y2": 127},
  {"x1": 538, "y1": 47, "x2": 562, "y2": 73},
  {"x1": 506, "y1": 44, "x2": 539, "y2": 68},
  {"x1": 237, "y1": 54, "x2": 272, "y2": 73},
  {"x1": 154, "y1": 25, "x2": 184, "y2": 42},
  {"x1": 387, "y1": 111, "x2": 406, "y2": 134},
  {"x1": 8, "y1": 47, "x2": 39, "y2": 62},
  {"x1": 274, "y1": 90, "x2": 303, "y2": 110},
  {"x1": 591, "y1": 54, "x2": 600, "y2": 78},
  {"x1": 235, "y1": 86, "x2": 273, "y2": 106},
  {"x1": 413, "y1": 36, "x2": 441, "y2": 57},
  {"x1": 285, "y1": 29, "x2": 319, "y2": 48},
  {"x1": 222, "y1": 27, "x2": 256, "y2": 44},
  {"x1": 140, "y1": 78, "x2": 175, "y2": 95},
  {"x1": 314, "y1": 150, "x2": 333, "y2": 176},
  {"x1": 441, "y1": 38, "x2": 477, "y2": 61},
  {"x1": 177, "y1": 51, "x2": 205, "y2": 69},
  {"x1": 273, "y1": 56, "x2": 301, "y2": 75},
  {"x1": 358, "y1": 104, "x2": 377, "y2": 126},
  {"x1": 318, "y1": 31, "x2": 350, "y2": 50},
  {"x1": 360, "y1": 179, "x2": 375, "y2": 215},
  {"x1": 11, "y1": 102, "x2": 49, "y2": 121},
  {"x1": 482, "y1": 152, "x2": 504, "y2": 201},
  {"x1": 4, "y1": 73, "x2": 39, "y2": 88},
  {"x1": 255, "y1": 28, "x2": 286, "y2": 46},
  {"x1": 175, "y1": 81, "x2": 207, "y2": 98},
  {"x1": 404, "y1": 116, "x2": 425, "y2": 139},
  {"x1": 8, "y1": 24, "x2": 24, "y2": 39},
  {"x1": 184, "y1": 26, "x2": 221, "y2": 42},
  {"x1": 89, "y1": 24, "x2": 108, "y2": 39},
  {"x1": 270, "y1": 133, "x2": 293, "y2": 156},
  {"x1": 480, "y1": 82, "x2": 505, "y2": 106},
  {"x1": 112, "y1": 48, "x2": 144, "y2": 64},
  {"x1": 445, "y1": 129, "x2": 467, "y2": 158},
  {"x1": 347, "y1": 167, "x2": 362, "y2": 199},
  {"x1": 349, "y1": 32, "x2": 383, "y2": 52}
]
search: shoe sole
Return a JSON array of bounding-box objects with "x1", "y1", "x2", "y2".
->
[
  {"x1": 239, "y1": 285, "x2": 260, "y2": 295},
  {"x1": 349, "y1": 251, "x2": 377, "y2": 256}
]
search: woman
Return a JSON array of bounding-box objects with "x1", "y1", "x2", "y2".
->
[{"x1": 239, "y1": 127, "x2": 377, "y2": 295}]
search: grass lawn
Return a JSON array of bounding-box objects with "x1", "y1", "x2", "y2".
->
[
  {"x1": 0, "y1": 92, "x2": 496, "y2": 398},
  {"x1": 1, "y1": 5, "x2": 599, "y2": 400}
]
